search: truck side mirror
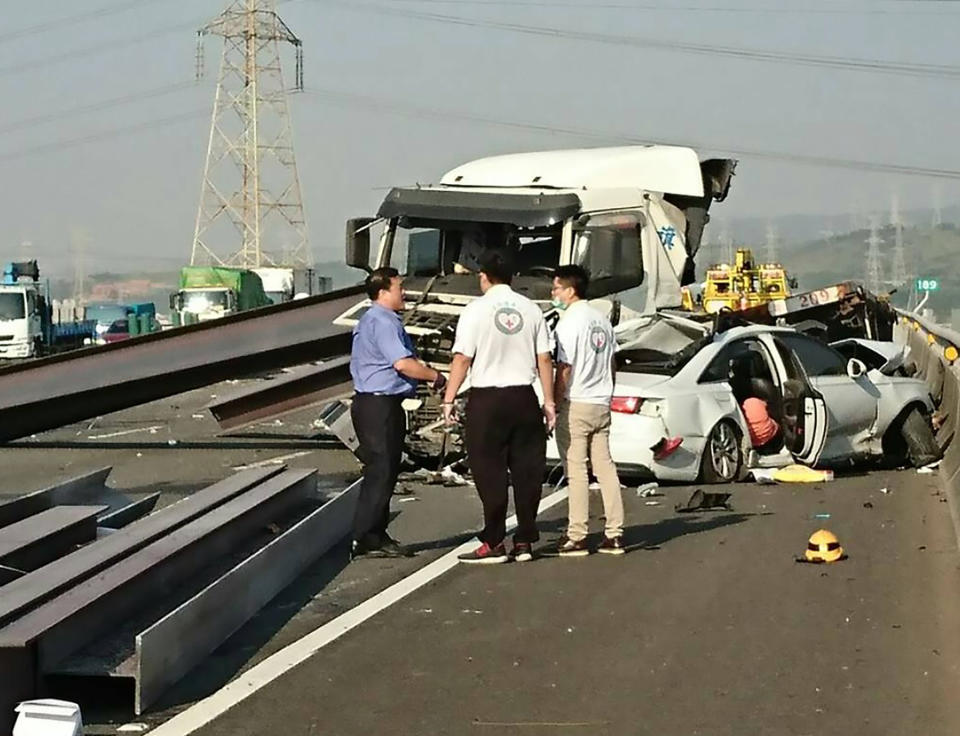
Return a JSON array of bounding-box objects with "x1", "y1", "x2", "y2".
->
[
  {"x1": 346, "y1": 218, "x2": 374, "y2": 273},
  {"x1": 169, "y1": 293, "x2": 178, "y2": 310}
]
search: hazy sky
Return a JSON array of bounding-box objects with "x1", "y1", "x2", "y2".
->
[{"x1": 2, "y1": 0, "x2": 959, "y2": 277}]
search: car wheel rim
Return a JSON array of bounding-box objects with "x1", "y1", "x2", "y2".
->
[{"x1": 710, "y1": 424, "x2": 738, "y2": 480}]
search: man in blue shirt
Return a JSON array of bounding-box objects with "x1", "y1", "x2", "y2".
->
[{"x1": 350, "y1": 267, "x2": 446, "y2": 558}]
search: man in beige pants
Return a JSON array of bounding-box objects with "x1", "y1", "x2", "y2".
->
[{"x1": 551, "y1": 265, "x2": 625, "y2": 556}]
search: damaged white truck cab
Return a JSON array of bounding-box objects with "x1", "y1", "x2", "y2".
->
[
  {"x1": 340, "y1": 145, "x2": 734, "y2": 318},
  {"x1": 333, "y1": 145, "x2": 736, "y2": 463}
]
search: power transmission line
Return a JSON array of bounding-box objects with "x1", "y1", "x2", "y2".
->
[
  {"x1": 375, "y1": 0, "x2": 960, "y2": 12},
  {"x1": 0, "y1": 110, "x2": 208, "y2": 164},
  {"x1": 0, "y1": 19, "x2": 202, "y2": 78},
  {"x1": 0, "y1": 81, "x2": 197, "y2": 135},
  {"x1": 300, "y1": 87, "x2": 960, "y2": 179},
  {"x1": 0, "y1": 0, "x2": 172, "y2": 44},
  {"x1": 317, "y1": 1, "x2": 960, "y2": 79},
  {"x1": 3, "y1": 83, "x2": 959, "y2": 182}
]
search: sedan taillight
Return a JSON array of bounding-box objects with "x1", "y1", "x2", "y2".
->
[{"x1": 610, "y1": 396, "x2": 643, "y2": 414}]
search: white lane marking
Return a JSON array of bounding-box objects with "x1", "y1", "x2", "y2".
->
[
  {"x1": 88, "y1": 425, "x2": 163, "y2": 440},
  {"x1": 231, "y1": 451, "x2": 314, "y2": 470},
  {"x1": 148, "y1": 486, "x2": 569, "y2": 736}
]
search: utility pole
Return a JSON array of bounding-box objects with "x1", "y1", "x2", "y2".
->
[
  {"x1": 764, "y1": 222, "x2": 779, "y2": 263},
  {"x1": 70, "y1": 228, "x2": 89, "y2": 306},
  {"x1": 889, "y1": 193, "x2": 907, "y2": 288},
  {"x1": 718, "y1": 222, "x2": 733, "y2": 264},
  {"x1": 819, "y1": 217, "x2": 835, "y2": 242},
  {"x1": 932, "y1": 184, "x2": 943, "y2": 228},
  {"x1": 191, "y1": 0, "x2": 310, "y2": 269},
  {"x1": 865, "y1": 215, "x2": 883, "y2": 294}
]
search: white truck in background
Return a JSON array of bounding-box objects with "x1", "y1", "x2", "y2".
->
[
  {"x1": 254, "y1": 267, "x2": 332, "y2": 304},
  {"x1": 0, "y1": 261, "x2": 95, "y2": 359}
]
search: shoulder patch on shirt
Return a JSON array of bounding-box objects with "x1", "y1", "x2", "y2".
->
[
  {"x1": 494, "y1": 306, "x2": 524, "y2": 335},
  {"x1": 588, "y1": 324, "x2": 608, "y2": 353}
]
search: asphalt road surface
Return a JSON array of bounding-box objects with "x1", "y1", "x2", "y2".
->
[
  {"x1": 193, "y1": 469, "x2": 960, "y2": 736},
  {"x1": 3, "y1": 381, "x2": 957, "y2": 735}
]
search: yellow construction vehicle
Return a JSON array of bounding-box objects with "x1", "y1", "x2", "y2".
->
[{"x1": 682, "y1": 248, "x2": 792, "y2": 314}]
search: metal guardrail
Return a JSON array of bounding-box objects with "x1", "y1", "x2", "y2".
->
[{"x1": 893, "y1": 309, "x2": 960, "y2": 542}]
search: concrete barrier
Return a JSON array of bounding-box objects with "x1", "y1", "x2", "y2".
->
[{"x1": 895, "y1": 309, "x2": 960, "y2": 546}]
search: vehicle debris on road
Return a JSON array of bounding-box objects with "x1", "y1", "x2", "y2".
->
[
  {"x1": 917, "y1": 460, "x2": 941, "y2": 474},
  {"x1": 675, "y1": 489, "x2": 732, "y2": 513},
  {"x1": 636, "y1": 482, "x2": 660, "y2": 497},
  {"x1": 798, "y1": 528, "x2": 846, "y2": 563}
]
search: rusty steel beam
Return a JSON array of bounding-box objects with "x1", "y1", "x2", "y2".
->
[
  {"x1": 0, "y1": 467, "x2": 283, "y2": 627},
  {"x1": 0, "y1": 468, "x2": 113, "y2": 529},
  {"x1": 133, "y1": 480, "x2": 358, "y2": 713},
  {"x1": 209, "y1": 357, "x2": 353, "y2": 432},
  {"x1": 0, "y1": 285, "x2": 363, "y2": 443},
  {"x1": 0, "y1": 470, "x2": 317, "y2": 726},
  {"x1": 0, "y1": 506, "x2": 107, "y2": 572}
]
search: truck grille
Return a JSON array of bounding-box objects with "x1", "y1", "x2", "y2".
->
[{"x1": 0, "y1": 336, "x2": 14, "y2": 342}]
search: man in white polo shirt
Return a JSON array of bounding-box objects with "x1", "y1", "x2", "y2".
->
[
  {"x1": 442, "y1": 248, "x2": 556, "y2": 564},
  {"x1": 552, "y1": 265, "x2": 625, "y2": 556}
]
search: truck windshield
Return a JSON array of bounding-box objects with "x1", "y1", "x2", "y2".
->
[
  {"x1": 395, "y1": 222, "x2": 562, "y2": 278},
  {"x1": 184, "y1": 290, "x2": 229, "y2": 312},
  {"x1": 0, "y1": 293, "x2": 25, "y2": 321}
]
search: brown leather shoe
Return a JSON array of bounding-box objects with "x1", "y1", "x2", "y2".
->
[
  {"x1": 557, "y1": 536, "x2": 590, "y2": 557},
  {"x1": 597, "y1": 536, "x2": 625, "y2": 555}
]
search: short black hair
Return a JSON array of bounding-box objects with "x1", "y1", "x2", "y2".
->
[
  {"x1": 478, "y1": 248, "x2": 514, "y2": 285},
  {"x1": 554, "y1": 265, "x2": 589, "y2": 298},
  {"x1": 365, "y1": 267, "x2": 400, "y2": 300}
]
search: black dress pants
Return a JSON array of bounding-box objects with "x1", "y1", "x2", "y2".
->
[
  {"x1": 465, "y1": 385, "x2": 546, "y2": 546},
  {"x1": 351, "y1": 393, "x2": 406, "y2": 543}
]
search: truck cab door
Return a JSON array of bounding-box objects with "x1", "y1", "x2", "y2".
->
[
  {"x1": 769, "y1": 336, "x2": 828, "y2": 465},
  {"x1": 26, "y1": 291, "x2": 42, "y2": 343}
]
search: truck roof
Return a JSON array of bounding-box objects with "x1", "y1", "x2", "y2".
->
[{"x1": 439, "y1": 145, "x2": 706, "y2": 197}]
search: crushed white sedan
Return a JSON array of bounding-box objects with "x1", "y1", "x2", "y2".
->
[{"x1": 548, "y1": 317, "x2": 940, "y2": 483}]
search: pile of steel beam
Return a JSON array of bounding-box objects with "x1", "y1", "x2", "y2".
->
[
  {"x1": 0, "y1": 466, "x2": 359, "y2": 731},
  {"x1": 0, "y1": 285, "x2": 363, "y2": 443}
]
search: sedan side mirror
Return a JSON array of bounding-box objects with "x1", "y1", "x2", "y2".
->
[{"x1": 847, "y1": 358, "x2": 867, "y2": 379}]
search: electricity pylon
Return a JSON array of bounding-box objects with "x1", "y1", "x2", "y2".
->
[
  {"x1": 865, "y1": 215, "x2": 883, "y2": 294},
  {"x1": 191, "y1": 0, "x2": 310, "y2": 269},
  {"x1": 764, "y1": 222, "x2": 779, "y2": 263},
  {"x1": 889, "y1": 193, "x2": 907, "y2": 288}
]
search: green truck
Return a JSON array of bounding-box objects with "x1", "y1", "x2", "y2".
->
[{"x1": 169, "y1": 266, "x2": 272, "y2": 325}]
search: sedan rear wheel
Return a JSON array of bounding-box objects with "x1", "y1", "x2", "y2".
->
[{"x1": 700, "y1": 421, "x2": 743, "y2": 484}]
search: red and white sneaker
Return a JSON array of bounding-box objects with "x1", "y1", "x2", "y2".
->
[
  {"x1": 509, "y1": 542, "x2": 534, "y2": 563},
  {"x1": 458, "y1": 542, "x2": 509, "y2": 565}
]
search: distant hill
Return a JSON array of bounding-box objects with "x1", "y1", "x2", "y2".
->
[
  {"x1": 768, "y1": 223, "x2": 960, "y2": 318},
  {"x1": 723, "y1": 203, "x2": 960, "y2": 246}
]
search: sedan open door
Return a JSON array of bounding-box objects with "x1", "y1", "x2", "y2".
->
[{"x1": 771, "y1": 337, "x2": 828, "y2": 466}]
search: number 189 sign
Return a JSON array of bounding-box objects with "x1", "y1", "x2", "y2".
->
[{"x1": 917, "y1": 278, "x2": 940, "y2": 292}]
